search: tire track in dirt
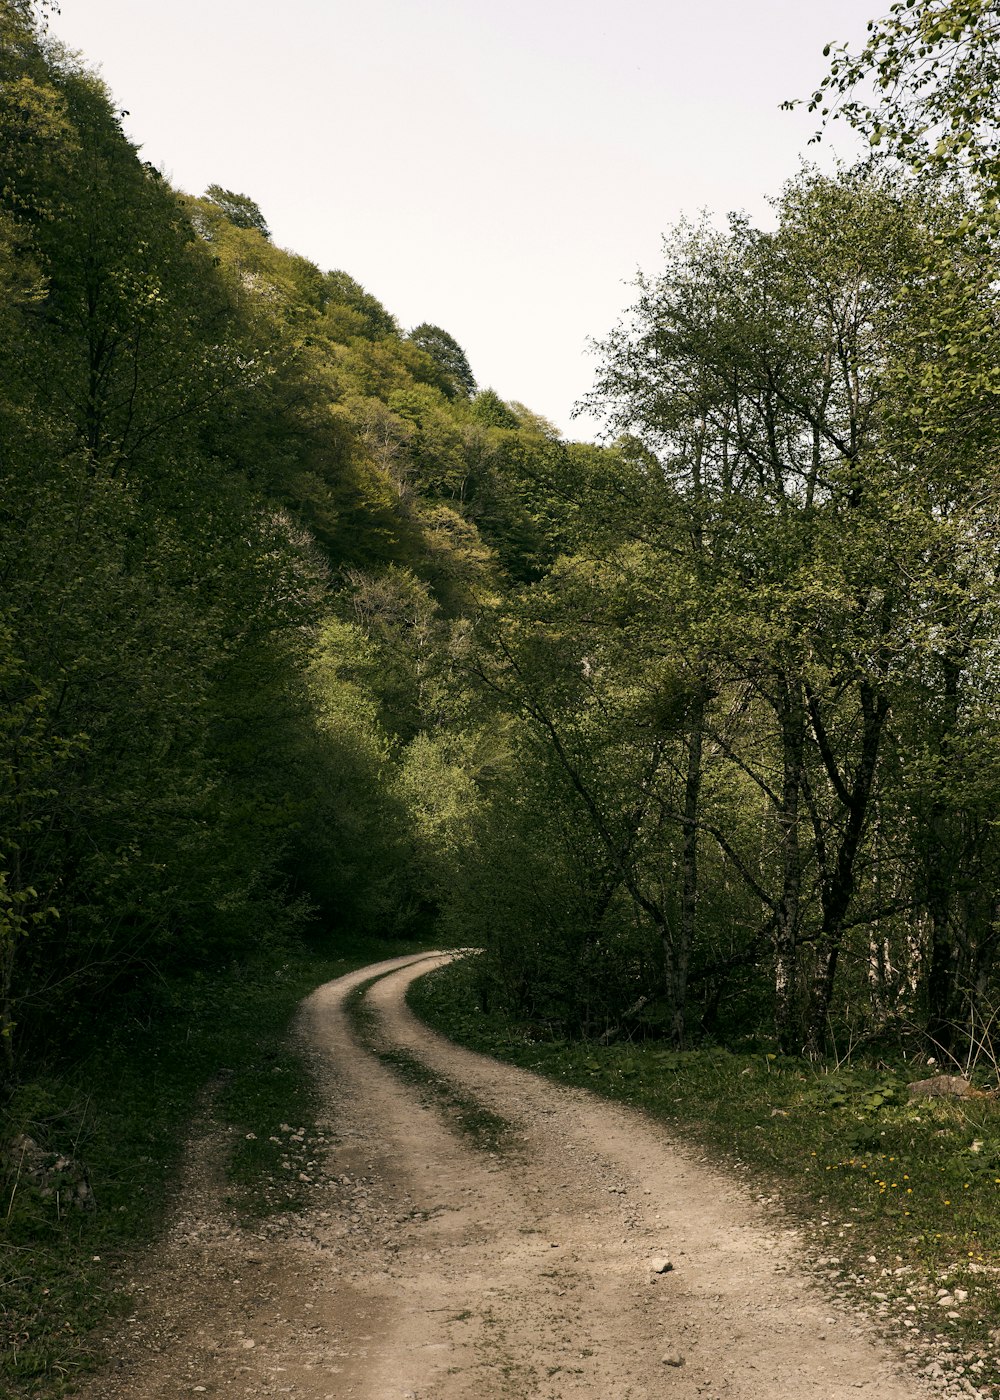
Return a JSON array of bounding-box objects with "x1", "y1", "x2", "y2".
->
[
  {"x1": 76, "y1": 952, "x2": 930, "y2": 1400},
  {"x1": 349, "y1": 955, "x2": 924, "y2": 1400}
]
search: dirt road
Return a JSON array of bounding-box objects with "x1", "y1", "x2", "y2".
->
[{"x1": 80, "y1": 952, "x2": 931, "y2": 1399}]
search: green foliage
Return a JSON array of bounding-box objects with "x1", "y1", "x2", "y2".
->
[
  {"x1": 568, "y1": 167, "x2": 1000, "y2": 1055},
  {"x1": 470, "y1": 388, "x2": 521, "y2": 429},
  {"x1": 6, "y1": 0, "x2": 996, "y2": 1095},
  {"x1": 0, "y1": 0, "x2": 612, "y2": 1091},
  {"x1": 290, "y1": 617, "x2": 419, "y2": 935},
  {"x1": 323, "y1": 268, "x2": 398, "y2": 339},
  {"x1": 203, "y1": 182, "x2": 270, "y2": 237},
  {"x1": 406, "y1": 322, "x2": 477, "y2": 398},
  {"x1": 807, "y1": 0, "x2": 1000, "y2": 195}
]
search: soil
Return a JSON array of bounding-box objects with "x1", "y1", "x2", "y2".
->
[{"x1": 73, "y1": 952, "x2": 960, "y2": 1399}]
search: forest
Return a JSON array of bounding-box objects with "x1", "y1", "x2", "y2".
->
[{"x1": 4, "y1": 0, "x2": 1000, "y2": 1101}]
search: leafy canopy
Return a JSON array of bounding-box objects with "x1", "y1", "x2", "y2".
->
[
  {"x1": 805, "y1": 0, "x2": 1000, "y2": 195},
  {"x1": 204, "y1": 182, "x2": 271, "y2": 238}
]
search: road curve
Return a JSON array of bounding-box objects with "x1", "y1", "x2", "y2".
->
[
  {"x1": 78, "y1": 951, "x2": 926, "y2": 1400},
  {"x1": 301, "y1": 952, "x2": 919, "y2": 1400}
]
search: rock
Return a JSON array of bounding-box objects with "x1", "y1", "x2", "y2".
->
[
  {"x1": 661, "y1": 1351, "x2": 684, "y2": 1366},
  {"x1": 6, "y1": 1134, "x2": 95, "y2": 1211},
  {"x1": 650, "y1": 1256, "x2": 673, "y2": 1274},
  {"x1": 908, "y1": 1075, "x2": 982, "y2": 1100}
]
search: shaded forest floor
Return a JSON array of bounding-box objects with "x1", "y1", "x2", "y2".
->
[{"x1": 0, "y1": 935, "x2": 436, "y2": 1397}]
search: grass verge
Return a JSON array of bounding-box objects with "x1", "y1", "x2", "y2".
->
[
  {"x1": 0, "y1": 933, "x2": 430, "y2": 1398},
  {"x1": 409, "y1": 954, "x2": 1000, "y2": 1397},
  {"x1": 345, "y1": 976, "x2": 513, "y2": 1156}
]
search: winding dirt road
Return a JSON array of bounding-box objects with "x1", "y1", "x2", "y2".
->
[{"x1": 80, "y1": 952, "x2": 930, "y2": 1400}]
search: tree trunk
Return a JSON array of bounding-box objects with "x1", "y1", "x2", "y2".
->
[
  {"x1": 773, "y1": 674, "x2": 805, "y2": 1052},
  {"x1": 670, "y1": 688, "x2": 705, "y2": 1047},
  {"x1": 805, "y1": 682, "x2": 888, "y2": 1056},
  {"x1": 922, "y1": 653, "x2": 961, "y2": 1052}
]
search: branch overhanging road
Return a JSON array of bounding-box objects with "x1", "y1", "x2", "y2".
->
[{"x1": 82, "y1": 952, "x2": 927, "y2": 1400}]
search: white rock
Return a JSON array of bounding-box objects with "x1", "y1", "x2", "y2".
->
[{"x1": 650, "y1": 1256, "x2": 673, "y2": 1274}]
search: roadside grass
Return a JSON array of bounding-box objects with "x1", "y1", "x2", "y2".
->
[
  {"x1": 0, "y1": 933, "x2": 430, "y2": 1398},
  {"x1": 345, "y1": 977, "x2": 514, "y2": 1156},
  {"x1": 409, "y1": 955, "x2": 1000, "y2": 1395}
]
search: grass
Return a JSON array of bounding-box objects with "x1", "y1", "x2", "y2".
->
[
  {"x1": 408, "y1": 954, "x2": 1000, "y2": 1396},
  {"x1": 0, "y1": 932, "x2": 432, "y2": 1398},
  {"x1": 344, "y1": 976, "x2": 514, "y2": 1156}
]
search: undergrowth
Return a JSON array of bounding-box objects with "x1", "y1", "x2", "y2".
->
[
  {"x1": 0, "y1": 933, "x2": 429, "y2": 1398},
  {"x1": 409, "y1": 953, "x2": 1000, "y2": 1396}
]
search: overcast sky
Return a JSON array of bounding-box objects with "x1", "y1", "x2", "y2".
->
[{"x1": 49, "y1": 0, "x2": 877, "y2": 439}]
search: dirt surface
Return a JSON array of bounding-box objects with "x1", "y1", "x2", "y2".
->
[{"x1": 76, "y1": 952, "x2": 946, "y2": 1399}]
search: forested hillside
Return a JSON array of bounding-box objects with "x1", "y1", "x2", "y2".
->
[
  {"x1": 4, "y1": 0, "x2": 1000, "y2": 1091},
  {"x1": 0, "y1": 0, "x2": 590, "y2": 1075}
]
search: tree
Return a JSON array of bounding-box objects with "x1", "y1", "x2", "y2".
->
[
  {"x1": 407, "y1": 322, "x2": 477, "y2": 398},
  {"x1": 581, "y1": 168, "x2": 1000, "y2": 1054},
  {"x1": 203, "y1": 182, "x2": 271, "y2": 237},
  {"x1": 323, "y1": 269, "x2": 398, "y2": 339},
  {"x1": 806, "y1": 5, "x2": 1000, "y2": 1049},
  {"x1": 807, "y1": 1, "x2": 1000, "y2": 193},
  {"x1": 0, "y1": 19, "x2": 334, "y2": 1058}
]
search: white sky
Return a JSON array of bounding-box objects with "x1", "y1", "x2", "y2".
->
[{"x1": 49, "y1": 0, "x2": 877, "y2": 439}]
